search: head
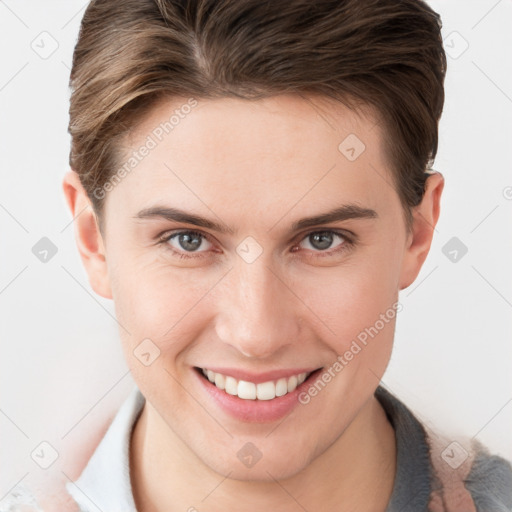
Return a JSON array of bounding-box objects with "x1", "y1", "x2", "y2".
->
[{"x1": 63, "y1": 0, "x2": 446, "y2": 480}]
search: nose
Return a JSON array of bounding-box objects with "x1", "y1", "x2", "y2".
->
[{"x1": 214, "y1": 256, "x2": 301, "y2": 359}]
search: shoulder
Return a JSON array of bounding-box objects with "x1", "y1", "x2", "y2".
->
[
  {"x1": 465, "y1": 440, "x2": 512, "y2": 512},
  {"x1": 375, "y1": 386, "x2": 512, "y2": 512}
]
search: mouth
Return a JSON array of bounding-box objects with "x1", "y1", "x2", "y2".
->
[{"x1": 194, "y1": 366, "x2": 322, "y2": 401}]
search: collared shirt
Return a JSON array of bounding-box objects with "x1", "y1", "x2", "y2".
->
[
  {"x1": 64, "y1": 384, "x2": 512, "y2": 512},
  {"x1": 66, "y1": 384, "x2": 145, "y2": 511}
]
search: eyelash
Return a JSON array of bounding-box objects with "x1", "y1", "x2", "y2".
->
[{"x1": 156, "y1": 229, "x2": 354, "y2": 260}]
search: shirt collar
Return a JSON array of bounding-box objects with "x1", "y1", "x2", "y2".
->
[
  {"x1": 377, "y1": 385, "x2": 432, "y2": 512},
  {"x1": 66, "y1": 384, "x2": 145, "y2": 512}
]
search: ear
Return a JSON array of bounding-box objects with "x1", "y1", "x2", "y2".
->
[
  {"x1": 399, "y1": 171, "x2": 444, "y2": 290},
  {"x1": 62, "y1": 170, "x2": 113, "y2": 299}
]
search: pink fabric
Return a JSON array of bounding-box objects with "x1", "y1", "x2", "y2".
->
[{"x1": 426, "y1": 427, "x2": 477, "y2": 512}]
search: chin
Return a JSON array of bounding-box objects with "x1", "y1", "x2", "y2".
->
[{"x1": 198, "y1": 443, "x2": 315, "y2": 482}]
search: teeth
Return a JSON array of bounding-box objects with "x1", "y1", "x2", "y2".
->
[
  {"x1": 238, "y1": 381, "x2": 257, "y2": 400},
  {"x1": 275, "y1": 378, "x2": 288, "y2": 397},
  {"x1": 201, "y1": 368, "x2": 309, "y2": 400},
  {"x1": 214, "y1": 373, "x2": 225, "y2": 390},
  {"x1": 225, "y1": 376, "x2": 238, "y2": 395},
  {"x1": 256, "y1": 381, "x2": 275, "y2": 400},
  {"x1": 287, "y1": 375, "x2": 298, "y2": 392}
]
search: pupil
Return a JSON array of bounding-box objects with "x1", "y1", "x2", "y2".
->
[
  {"x1": 179, "y1": 233, "x2": 201, "y2": 251},
  {"x1": 311, "y1": 232, "x2": 332, "y2": 250}
]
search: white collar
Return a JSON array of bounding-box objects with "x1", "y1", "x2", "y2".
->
[{"x1": 66, "y1": 384, "x2": 145, "y2": 512}]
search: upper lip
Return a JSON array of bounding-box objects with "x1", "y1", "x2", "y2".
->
[{"x1": 195, "y1": 366, "x2": 321, "y2": 384}]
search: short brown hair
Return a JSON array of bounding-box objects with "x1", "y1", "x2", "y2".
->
[{"x1": 68, "y1": 0, "x2": 447, "y2": 228}]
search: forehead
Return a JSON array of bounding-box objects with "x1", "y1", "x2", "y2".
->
[{"x1": 108, "y1": 94, "x2": 398, "y2": 228}]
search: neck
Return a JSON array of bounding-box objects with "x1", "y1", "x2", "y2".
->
[{"x1": 130, "y1": 394, "x2": 396, "y2": 512}]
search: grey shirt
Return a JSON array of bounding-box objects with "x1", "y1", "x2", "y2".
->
[{"x1": 377, "y1": 386, "x2": 512, "y2": 512}]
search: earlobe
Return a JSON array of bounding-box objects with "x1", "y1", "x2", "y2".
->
[
  {"x1": 62, "y1": 170, "x2": 113, "y2": 299},
  {"x1": 399, "y1": 172, "x2": 444, "y2": 290}
]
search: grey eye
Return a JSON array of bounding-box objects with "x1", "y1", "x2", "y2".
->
[
  {"x1": 301, "y1": 231, "x2": 345, "y2": 251},
  {"x1": 169, "y1": 231, "x2": 210, "y2": 252}
]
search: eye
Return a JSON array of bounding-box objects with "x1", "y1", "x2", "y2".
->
[
  {"x1": 294, "y1": 230, "x2": 350, "y2": 256},
  {"x1": 158, "y1": 230, "x2": 213, "y2": 259},
  {"x1": 157, "y1": 228, "x2": 353, "y2": 260}
]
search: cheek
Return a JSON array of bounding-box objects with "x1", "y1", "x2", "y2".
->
[
  {"x1": 109, "y1": 256, "x2": 218, "y2": 351},
  {"x1": 108, "y1": 265, "x2": 204, "y2": 390},
  {"x1": 299, "y1": 248, "x2": 401, "y2": 358}
]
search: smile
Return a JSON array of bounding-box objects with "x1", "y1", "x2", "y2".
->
[
  {"x1": 200, "y1": 367, "x2": 311, "y2": 400},
  {"x1": 194, "y1": 366, "x2": 325, "y2": 422}
]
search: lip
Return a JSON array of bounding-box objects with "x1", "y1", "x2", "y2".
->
[
  {"x1": 198, "y1": 366, "x2": 319, "y2": 384},
  {"x1": 193, "y1": 366, "x2": 323, "y2": 423}
]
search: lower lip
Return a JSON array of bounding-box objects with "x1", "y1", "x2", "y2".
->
[{"x1": 194, "y1": 367, "x2": 323, "y2": 423}]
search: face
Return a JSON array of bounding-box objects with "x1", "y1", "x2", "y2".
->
[{"x1": 70, "y1": 94, "x2": 433, "y2": 481}]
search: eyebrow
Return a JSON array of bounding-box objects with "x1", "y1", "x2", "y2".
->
[{"x1": 134, "y1": 204, "x2": 378, "y2": 234}]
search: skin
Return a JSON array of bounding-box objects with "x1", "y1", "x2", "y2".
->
[{"x1": 63, "y1": 93, "x2": 443, "y2": 512}]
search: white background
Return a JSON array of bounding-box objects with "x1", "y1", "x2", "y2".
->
[{"x1": 1, "y1": 0, "x2": 511, "y2": 505}]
